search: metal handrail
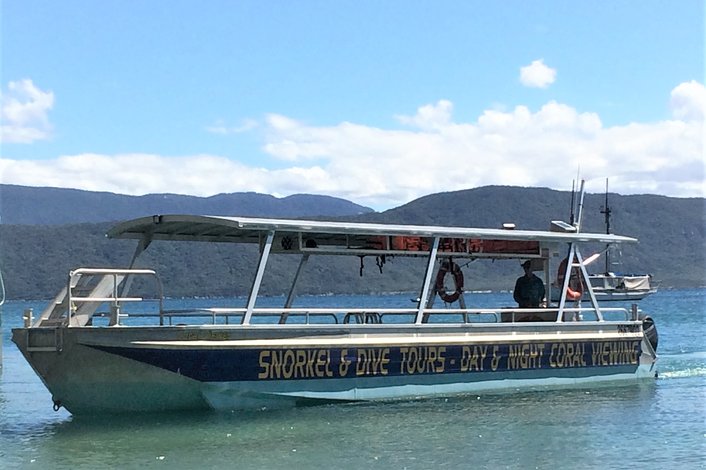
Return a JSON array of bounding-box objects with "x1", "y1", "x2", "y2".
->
[
  {"x1": 60, "y1": 266, "x2": 633, "y2": 327},
  {"x1": 67, "y1": 268, "x2": 164, "y2": 326},
  {"x1": 99, "y1": 305, "x2": 633, "y2": 326}
]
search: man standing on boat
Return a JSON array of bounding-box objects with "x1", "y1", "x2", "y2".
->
[{"x1": 514, "y1": 260, "x2": 545, "y2": 308}]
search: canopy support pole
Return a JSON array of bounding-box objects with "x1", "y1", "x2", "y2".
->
[
  {"x1": 243, "y1": 230, "x2": 275, "y2": 325},
  {"x1": 574, "y1": 249, "x2": 602, "y2": 320},
  {"x1": 279, "y1": 253, "x2": 310, "y2": 324},
  {"x1": 120, "y1": 234, "x2": 152, "y2": 298},
  {"x1": 415, "y1": 237, "x2": 440, "y2": 325}
]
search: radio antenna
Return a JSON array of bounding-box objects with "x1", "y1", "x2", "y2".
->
[{"x1": 569, "y1": 180, "x2": 576, "y2": 226}]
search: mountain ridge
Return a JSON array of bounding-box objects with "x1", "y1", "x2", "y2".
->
[
  {"x1": 0, "y1": 184, "x2": 703, "y2": 299},
  {"x1": 0, "y1": 184, "x2": 374, "y2": 224}
]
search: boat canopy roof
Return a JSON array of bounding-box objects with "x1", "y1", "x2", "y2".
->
[{"x1": 106, "y1": 214, "x2": 637, "y2": 245}]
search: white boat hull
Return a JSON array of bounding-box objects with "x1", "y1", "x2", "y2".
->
[
  {"x1": 13, "y1": 324, "x2": 657, "y2": 414},
  {"x1": 551, "y1": 274, "x2": 656, "y2": 302},
  {"x1": 11, "y1": 212, "x2": 659, "y2": 415}
]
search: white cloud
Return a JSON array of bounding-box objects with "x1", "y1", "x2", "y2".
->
[
  {"x1": 395, "y1": 100, "x2": 454, "y2": 130},
  {"x1": 670, "y1": 80, "x2": 706, "y2": 121},
  {"x1": 520, "y1": 59, "x2": 557, "y2": 89},
  {"x1": 205, "y1": 118, "x2": 258, "y2": 135},
  {"x1": 0, "y1": 79, "x2": 54, "y2": 143},
  {"x1": 1, "y1": 81, "x2": 704, "y2": 209}
]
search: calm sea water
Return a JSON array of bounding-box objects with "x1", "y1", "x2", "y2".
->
[{"x1": 1, "y1": 290, "x2": 704, "y2": 469}]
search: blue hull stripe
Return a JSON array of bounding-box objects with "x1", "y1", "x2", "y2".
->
[{"x1": 87, "y1": 339, "x2": 641, "y2": 383}]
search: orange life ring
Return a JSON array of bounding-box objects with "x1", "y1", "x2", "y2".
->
[
  {"x1": 436, "y1": 260, "x2": 464, "y2": 303},
  {"x1": 557, "y1": 257, "x2": 584, "y2": 301}
]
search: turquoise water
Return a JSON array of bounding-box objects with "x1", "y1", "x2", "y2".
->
[{"x1": 1, "y1": 290, "x2": 705, "y2": 469}]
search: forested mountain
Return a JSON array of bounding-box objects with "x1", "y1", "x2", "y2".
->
[
  {"x1": 0, "y1": 184, "x2": 373, "y2": 224},
  {"x1": 361, "y1": 186, "x2": 705, "y2": 288},
  {"x1": 0, "y1": 185, "x2": 703, "y2": 300}
]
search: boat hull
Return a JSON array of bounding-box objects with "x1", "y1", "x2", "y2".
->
[{"x1": 12, "y1": 324, "x2": 657, "y2": 414}]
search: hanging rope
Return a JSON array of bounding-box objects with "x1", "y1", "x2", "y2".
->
[{"x1": 0, "y1": 268, "x2": 6, "y2": 306}]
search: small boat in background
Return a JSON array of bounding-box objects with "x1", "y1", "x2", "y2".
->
[
  {"x1": 552, "y1": 179, "x2": 656, "y2": 302},
  {"x1": 552, "y1": 248, "x2": 657, "y2": 302},
  {"x1": 584, "y1": 272, "x2": 656, "y2": 302}
]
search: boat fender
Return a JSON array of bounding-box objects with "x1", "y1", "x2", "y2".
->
[
  {"x1": 557, "y1": 257, "x2": 584, "y2": 301},
  {"x1": 639, "y1": 314, "x2": 659, "y2": 351},
  {"x1": 52, "y1": 399, "x2": 63, "y2": 412},
  {"x1": 435, "y1": 260, "x2": 464, "y2": 303}
]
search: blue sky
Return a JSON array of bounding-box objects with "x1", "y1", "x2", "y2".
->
[{"x1": 1, "y1": 1, "x2": 704, "y2": 210}]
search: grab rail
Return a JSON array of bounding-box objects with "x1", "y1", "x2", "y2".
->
[
  {"x1": 43, "y1": 267, "x2": 637, "y2": 329},
  {"x1": 52, "y1": 266, "x2": 636, "y2": 328},
  {"x1": 67, "y1": 268, "x2": 164, "y2": 326},
  {"x1": 89, "y1": 305, "x2": 634, "y2": 326}
]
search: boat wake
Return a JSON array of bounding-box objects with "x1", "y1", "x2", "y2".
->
[
  {"x1": 656, "y1": 351, "x2": 706, "y2": 379},
  {"x1": 658, "y1": 367, "x2": 706, "y2": 379}
]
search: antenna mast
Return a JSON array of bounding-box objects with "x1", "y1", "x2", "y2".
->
[
  {"x1": 569, "y1": 180, "x2": 576, "y2": 226},
  {"x1": 599, "y1": 178, "x2": 612, "y2": 273},
  {"x1": 575, "y1": 179, "x2": 586, "y2": 231}
]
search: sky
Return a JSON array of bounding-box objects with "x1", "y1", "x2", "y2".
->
[{"x1": 1, "y1": 1, "x2": 704, "y2": 210}]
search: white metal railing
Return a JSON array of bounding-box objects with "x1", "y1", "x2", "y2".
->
[
  {"x1": 56, "y1": 266, "x2": 637, "y2": 328},
  {"x1": 83, "y1": 304, "x2": 635, "y2": 327},
  {"x1": 67, "y1": 268, "x2": 164, "y2": 326}
]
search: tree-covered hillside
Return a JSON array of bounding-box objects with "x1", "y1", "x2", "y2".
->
[
  {"x1": 0, "y1": 184, "x2": 373, "y2": 225},
  {"x1": 359, "y1": 186, "x2": 706, "y2": 286},
  {"x1": 0, "y1": 186, "x2": 703, "y2": 300}
]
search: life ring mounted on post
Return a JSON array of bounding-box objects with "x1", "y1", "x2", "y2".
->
[
  {"x1": 557, "y1": 257, "x2": 584, "y2": 301},
  {"x1": 435, "y1": 259, "x2": 464, "y2": 303}
]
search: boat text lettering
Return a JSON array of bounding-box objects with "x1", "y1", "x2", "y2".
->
[
  {"x1": 508, "y1": 343, "x2": 546, "y2": 370},
  {"x1": 399, "y1": 346, "x2": 446, "y2": 374},
  {"x1": 258, "y1": 349, "x2": 333, "y2": 379},
  {"x1": 460, "y1": 345, "x2": 498, "y2": 371},
  {"x1": 549, "y1": 342, "x2": 587, "y2": 368},
  {"x1": 252, "y1": 340, "x2": 641, "y2": 381},
  {"x1": 590, "y1": 341, "x2": 639, "y2": 366},
  {"x1": 356, "y1": 348, "x2": 390, "y2": 376}
]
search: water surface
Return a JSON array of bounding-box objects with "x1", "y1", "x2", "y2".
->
[{"x1": 1, "y1": 290, "x2": 704, "y2": 469}]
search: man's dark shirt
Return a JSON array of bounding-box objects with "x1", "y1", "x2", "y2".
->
[{"x1": 513, "y1": 274, "x2": 545, "y2": 308}]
